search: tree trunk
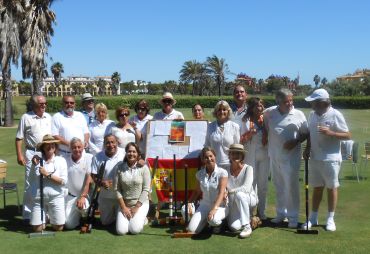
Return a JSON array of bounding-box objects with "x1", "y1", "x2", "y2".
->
[
  {"x1": 2, "y1": 67, "x2": 14, "y2": 127},
  {"x1": 32, "y1": 73, "x2": 43, "y2": 95}
]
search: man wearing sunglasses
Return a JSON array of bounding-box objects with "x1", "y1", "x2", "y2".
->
[
  {"x1": 15, "y1": 95, "x2": 52, "y2": 224},
  {"x1": 153, "y1": 92, "x2": 184, "y2": 120},
  {"x1": 52, "y1": 95, "x2": 90, "y2": 156},
  {"x1": 80, "y1": 93, "x2": 96, "y2": 125}
]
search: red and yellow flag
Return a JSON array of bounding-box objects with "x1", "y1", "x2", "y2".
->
[{"x1": 147, "y1": 158, "x2": 200, "y2": 202}]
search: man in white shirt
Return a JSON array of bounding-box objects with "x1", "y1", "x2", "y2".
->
[
  {"x1": 302, "y1": 89, "x2": 351, "y2": 232},
  {"x1": 64, "y1": 138, "x2": 93, "y2": 229},
  {"x1": 52, "y1": 95, "x2": 90, "y2": 156},
  {"x1": 90, "y1": 134, "x2": 125, "y2": 225},
  {"x1": 230, "y1": 84, "x2": 248, "y2": 129},
  {"x1": 264, "y1": 88, "x2": 308, "y2": 228},
  {"x1": 15, "y1": 95, "x2": 52, "y2": 222},
  {"x1": 80, "y1": 93, "x2": 96, "y2": 125},
  {"x1": 153, "y1": 92, "x2": 184, "y2": 120}
]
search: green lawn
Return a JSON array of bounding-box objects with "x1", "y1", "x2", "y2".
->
[{"x1": 1, "y1": 97, "x2": 370, "y2": 254}]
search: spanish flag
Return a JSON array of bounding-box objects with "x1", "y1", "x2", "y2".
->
[{"x1": 147, "y1": 158, "x2": 200, "y2": 202}]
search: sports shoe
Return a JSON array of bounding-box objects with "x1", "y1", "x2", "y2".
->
[
  {"x1": 239, "y1": 224, "x2": 252, "y2": 238},
  {"x1": 326, "y1": 218, "x2": 336, "y2": 232},
  {"x1": 301, "y1": 219, "x2": 318, "y2": 230}
]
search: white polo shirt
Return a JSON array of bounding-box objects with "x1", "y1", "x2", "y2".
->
[
  {"x1": 205, "y1": 120, "x2": 240, "y2": 166},
  {"x1": 91, "y1": 147, "x2": 125, "y2": 199},
  {"x1": 153, "y1": 109, "x2": 184, "y2": 120},
  {"x1": 196, "y1": 165, "x2": 228, "y2": 206},
  {"x1": 31, "y1": 155, "x2": 68, "y2": 198},
  {"x1": 89, "y1": 119, "x2": 115, "y2": 155},
  {"x1": 231, "y1": 102, "x2": 248, "y2": 130},
  {"x1": 264, "y1": 106, "x2": 308, "y2": 160},
  {"x1": 65, "y1": 152, "x2": 93, "y2": 197},
  {"x1": 308, "y1": 107, "x2": 349, "y2": 161},
  {"x1": 16, "y1": 111, "x2": 52, "y2": 149},
  {"x1": 52, "y1": 111, "x2": 89, "y2": 152}
]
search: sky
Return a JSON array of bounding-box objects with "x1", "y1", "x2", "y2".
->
[{"x1": 10, "y1": 0, "x2": 370, "y2": 85}]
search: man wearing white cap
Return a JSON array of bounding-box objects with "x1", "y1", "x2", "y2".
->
[
  {"x1": 153, "y1": 92, "x2": 184, "y2": 120},
  {"x1": 80, "y1": 93, "x2": 96, "y2": 125},
  {"x1": 302, "y1": 88, "x2": 351, "y2": 232}
]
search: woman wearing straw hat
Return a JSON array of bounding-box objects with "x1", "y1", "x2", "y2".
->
[
  {"x1": 30, "y1": 134, "x2": 68, "y2": 232},
  {"x1": 226, "y1": 144, "x2": 258, "y2": 238},
  {"x1": 153, "y1": 92, "x2": 184, "y2": 120}
]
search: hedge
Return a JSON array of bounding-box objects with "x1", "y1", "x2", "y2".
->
[{"x1": 43, "y1": 95, "x2": 370, "y2": 112}]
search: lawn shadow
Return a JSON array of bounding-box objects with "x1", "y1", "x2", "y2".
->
[{"x1": 0, "y1": 205, "x2": 31, "y2": 234}]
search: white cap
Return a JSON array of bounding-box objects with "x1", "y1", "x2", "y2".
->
[{"x1": 305, "y1": 88, "x2": 330, "y2": 102}]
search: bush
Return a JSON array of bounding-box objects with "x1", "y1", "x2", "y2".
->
[{"x1": 45, "y1": 95, "x2": 370, "y2": 112}]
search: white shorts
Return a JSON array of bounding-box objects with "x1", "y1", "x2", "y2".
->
[
  {"x1": 31, "y1": 194, "x2": 65, "y2": 226},
  {"x1": 309, "y1": 160, "x2": 341, "y2": 189}
]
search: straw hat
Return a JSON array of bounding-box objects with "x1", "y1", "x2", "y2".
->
[
  {"x1": 229, "y1": 144, "x2": 245, "y2": 153},
  {"x1": 81, "y1": 93, "x2": 94, "y2": 102},
  {"x1": 159, "y1": 92, "x2": 176, "y2": 105},
  {"x1": 36, "y1": 134, "x2": 61, "y2": 150}
]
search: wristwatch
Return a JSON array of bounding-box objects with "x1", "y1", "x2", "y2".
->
[{"x1": 47, "y1": 173, "x2": 53, "y2": 179}]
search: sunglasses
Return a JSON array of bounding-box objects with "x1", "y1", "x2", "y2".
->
[
  {"x1": 39, "y1": 102, "x2": 48, "y2": 106},
  {"x1": 162, "y1": 99, "x2": 173, "y2": 104},
  {"x1": 64, "y1": 101, "x2": 75, "y2": 105},
  {"x1": 119, "y1": 113, "x2": 129, "y2": 117},
  {"x1": 138, "y1": 107, "x2": 147, "y2": 112}
]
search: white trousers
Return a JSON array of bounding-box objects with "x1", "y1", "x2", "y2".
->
[
  {"x1": 187, "y1": 202, "x2": 227, "y2": 234},
  {"x1": 23, "y1": 150, "x2": 41, "y2": 220},
  {"x1": 227, "y1": 192, "x2": 258, "y2": 231},
  {"x1": 64, "y1": 194, "x2": 90, "y2": 229},
  {"x1": 30, "y1": 194, "x2": 65, "y2": 226},
  {"x1": 271, "y1": 156, "x2": 300, "y2": 222},
  {"x1": 116, "y1": 201, "x2": 149, "y2": 235},
  {"x1": 253, "y1": 156, "x2": 270, "y2": 217},
  {"x1": 98, "y1": 196, "x2": 119, "y2": 225}
]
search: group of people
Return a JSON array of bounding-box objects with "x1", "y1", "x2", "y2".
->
[{"x1": 15, "y1": 85, "x2": 350, "y2": 237}]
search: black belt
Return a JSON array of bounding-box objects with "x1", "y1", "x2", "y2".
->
[{"x1": 68, "y1": 192, "x2": 77, "y2": 197}]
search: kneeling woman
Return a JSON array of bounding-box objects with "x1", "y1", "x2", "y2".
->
[
  {"x1": 227, "y1": 144, "x2": 258, "y2": 238},
  {"x1": 187, "y1": 147, "x2": 228, "y2": 234},
  {"x1": 114, "y1": 142, "x2": 151, "y2": 235},
  {"x1": 30, "y1": 134, "x2": 68, "y2": 232}
]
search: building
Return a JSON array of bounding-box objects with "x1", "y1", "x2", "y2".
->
[{"x1": 336, "y1": 69, "x2": 370, "y2": 82}]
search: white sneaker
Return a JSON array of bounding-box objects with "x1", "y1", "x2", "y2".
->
[
  {"x1": 326, "y1": 218, "x2": 336, "y2": 231},
  {"x1": 301, "y1": 219, "x2": 318, "y2": 230},
  {"x1": 239, "y1": 224, "x2": 252, "y2": 238}
]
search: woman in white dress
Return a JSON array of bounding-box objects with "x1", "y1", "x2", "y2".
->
[
  {"x1": 240, "y1": 97, "x2": 269, "y2": 220},
  {"x1": 88, "y1": 103, "x2": 115, "y2": 155},
  {"x1": 187, "y1": 147, "x2": 228, "y2": 234},
  {"x1": 226, "y1": 144, "x2": 258, "y2": 238},
  {"x1": 110, "y1": 107, "x2": 141, "y2": 150}
]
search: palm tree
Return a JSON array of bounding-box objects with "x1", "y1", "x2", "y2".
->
[
  {"x1": 321, "y1": 77, "x2": 328, "y2": 86},
  {"x1": 206, "y1": 55, "x2": 229, "y2": 97},
  {"x1": 179, "y1": 60, "x2": 205, "y2": 96},
  {"x1": 51, "y1": 61, "x2": 63, "y2": 86},
  {"x1": 313, "y1": 74, "x2": 321, "y2": 88},
  {"x1": 111, "y1": 71, "x2": 121, "y2": 95},
  {"x1": 0, "y1": 0, "x2": 24, "y2": 126},
  {"x1": 21, "y1": 0, "x2": 56, "y2": 95}
]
